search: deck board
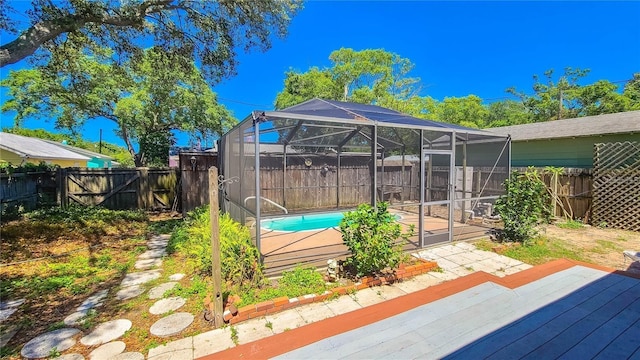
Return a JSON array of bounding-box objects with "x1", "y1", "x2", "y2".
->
[{"x1": 273, "y1": 266, "x2": 640, "y2": 360}]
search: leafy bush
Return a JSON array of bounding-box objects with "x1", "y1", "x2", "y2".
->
[
  {"x1": 495, "y1": 168, "x2": 550, "y2": 244},
  {"x1": 169, "y1": 206, "x2": 264, "y2": 290},
  {"x1": 339, "y1": 202, "x2": 412, "y2": 277}
]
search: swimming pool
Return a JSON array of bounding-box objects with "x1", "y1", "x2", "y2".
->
[
  {"x1": 261, "y1": 212, "x2": 345, "y2": 232},
  {"x1": 261, "y1": 212, "x2": 401, "y2": 232}
]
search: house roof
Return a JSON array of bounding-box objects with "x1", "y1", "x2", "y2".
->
[
  {"x1": 40, "y1": 139, "x2": 114, "y2": 160},
  {"x1": 0, "y1": 132, "x2": 90, "y2": 161},
  {"x1": 487, "y1": 111, "x2": 640, "y2": 141}
]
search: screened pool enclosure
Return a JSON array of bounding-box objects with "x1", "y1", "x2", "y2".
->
[{"x1": 219, "y1": 99, "x2": 510, "y2": 274}]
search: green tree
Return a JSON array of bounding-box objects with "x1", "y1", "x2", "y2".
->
[
  {"x1": 0, "y1": 0, "x2": 302, "y2": 83},
  {"x1": 2, "y1": 47, "x2": 234, "y2": 166},
  {"x1": 622, "y1": 73, "x2": 640, "y2": 110},
  {"x1": 431, "y1": 95, "x2": 489, "y2": 128},
  {"x1": 507, "y1": 67, "x2": 590, "y2": 122},
  {"x1": 485, "y1": 100, "x2": 531, "y2": 127},
  {"x1": 274, "y1": 48, "x2": 422, "y2": 110}
]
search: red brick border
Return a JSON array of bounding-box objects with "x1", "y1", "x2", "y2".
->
[{"x1": 223, "y1": 258, "x2": 438, "y2": 325}]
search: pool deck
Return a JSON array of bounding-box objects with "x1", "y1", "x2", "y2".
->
[{"x1": 260, "y1": 210, "x2": 492, "y2": 276}]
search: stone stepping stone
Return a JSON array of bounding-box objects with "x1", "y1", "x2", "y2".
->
[
  {"x1": 137, "y1": 249, "x2": 166, "y2": 260},
  {"x1": 116, "y1": 285, "x2": 145, "y2": 301},
  {"x1": 147, "y1": 238, "x2": 170, "y2": 249},
  {"x1": 77, "y1": 289, "x2": 109, "y2": 311},
  {"x1": 169, "y1": 273, "x2": 185, "y2": 281},
  {"x1": 148, "y1": 282, "x2": 178, "y2": 299},
  {"x1": 0, "y1": 308, "x2": 18, "y2": 322},
  {"x1": 21, "y1": 328, "x2": 80, "y2": 359},
  {"x1": 111, "y1": 352, "x2": 145, "y2": 360},
  {"x1": 120, "y1": 270, "x2": 161, "y2": 287},
  {"x1": 0, "y1": 298, "x2": 25, "y2": 309},
  {"x1": 0, "y1": 325, "x2": 19, "y2": 348},
  {"x1": 150, "y1": 312, "x2": 194, "y2": 337},
  {"x1": 89, "y1": 341, "x2": 126, "y2": 360},
  {"x1": 58, "y1": 354, "x2": 85, "y2": 360},
  {"x1": 64, "y1": 309, "x2": 90, "y2": 326},
  {"x1": 149, "y1": 297, "x2": 186, "y2": 315},
  {"x1": 134, "y1": 258, "x2": 163, "y2": 270},
  {"x1": 80, "y1": 319, "x2": 132, "y2": 346},
  {"x1": 0, "y1": 297, "x2": 25, "y2": 321}
]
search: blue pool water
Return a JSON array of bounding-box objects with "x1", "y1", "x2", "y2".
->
[
  {"x1": 261, "y1": 212, "x2": 401, "y2": 232},
  {"x1": 261, "y1": 212, "x2": 345, "y2": 232}
]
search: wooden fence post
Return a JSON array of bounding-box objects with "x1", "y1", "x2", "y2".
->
[
  {"x1": 138, "y1": 168, "x2": 150, "y2": 209},
  {"x1": 209, "y1": 167, "x2": 223, "y2": 327}
]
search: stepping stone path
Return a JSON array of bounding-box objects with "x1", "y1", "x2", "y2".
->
[
  {"x1": 80, "y1": 319, "x2": 132, "y2": 346},
  {"x1": 150, "y1": 312, "x2": 194, "y2": 337},
  {"x1": 149, "y1": 297, "x2": 186, "y2": 315},
  {"x1": 21, "y1": 328, "x2": 80, "y2": 359},
  {"x1": 89, "y1": 341, "x2": 126, "y2": 360},
  {"x1": 17, "y1": 234, "x2": 195, "y2": 358},
  {"x1": 148, "y1": 281, "x2": 179, "y2": 299}
]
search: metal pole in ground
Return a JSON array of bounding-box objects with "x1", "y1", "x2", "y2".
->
[{"x1": 209, "y1": 166, "x2": 223, "y2": 327}]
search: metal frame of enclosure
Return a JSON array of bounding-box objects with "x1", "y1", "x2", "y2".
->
[{"x1": 219, "y1": 99, "x2": 510, "y2": 266}]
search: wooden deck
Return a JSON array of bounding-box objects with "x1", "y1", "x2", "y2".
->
[
  {"x1": 260, "y1": 210, "x2": 492, "y2": 276},
  {"x1": 208, "y1": 261, "x2": 640, "y2": 359}
]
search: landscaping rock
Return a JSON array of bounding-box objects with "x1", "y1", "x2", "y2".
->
[
  {"x1": 89, "y1": 341, "x2": 126, "y2": 360},
  {"x1": 147, "y1": 238, "x2": 169, "y2": 249},
  {"x1": 80, "y1": 319, "x2": 132, "y2": 346},
  {"x1": 120, "y1": 270, "x2": 161, "y2": 287},
  {"x1": 169, "y1": 273, "x2": 185, "y2": 281},
  {"x1": 149, "y1": 297, "x2": 186, "y2": 315},
  {"x1": 148, "y1": 282, "x2": 178, "y2": 299},
  {"x1": 115, "y1": 285, "x2": 145, "y2": 301},
  {"x1": 21, "y1": 328, "x2": 80, "y2": 359},
  {"x1": 149, "y1": 312, "x2": 194, "y2": 337}
]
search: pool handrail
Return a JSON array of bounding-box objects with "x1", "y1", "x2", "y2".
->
[{"x1": 243, "y1": 196, "x2": 289, "y2": 214}]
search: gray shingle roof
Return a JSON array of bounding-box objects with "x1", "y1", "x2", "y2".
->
[
  {"x1": 0, "y1": 132, "x2": 90, "y2": 160},
  {"x1": 487, "y1": 111, "x2": 640, "y2": 141}
]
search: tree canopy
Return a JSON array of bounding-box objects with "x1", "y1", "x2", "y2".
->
[
  {"x1": 275, "y1": 49, "x2": 640, "y2": 128},
  {"x1": 2, "y1": 47, "x2": 234, "y2": 166},
  {"x1": 0, "y1": 0, "x2": 302, "y2": 83}
]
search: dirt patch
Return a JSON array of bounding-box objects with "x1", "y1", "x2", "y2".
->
[{"x1": 540, "y1": 224, "x2": 640, "y2": 271}]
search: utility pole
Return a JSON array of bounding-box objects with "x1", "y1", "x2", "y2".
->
[{"x1": 558, "y1": 87, "x2": 563, "y2": 120}]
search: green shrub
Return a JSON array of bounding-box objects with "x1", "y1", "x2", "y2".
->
[
  {"x1": 169, "y1": 206, "x2": 264, "y2": 289},
  {"x1": 339, "y1": 202, "x2": 412, "y2": 277},
  {"x1": 495, "y1": 168, "x2": 550, "y2": 244},
  {"x1": 240, "y1": 265, "x2": 329, "y2": 306}
]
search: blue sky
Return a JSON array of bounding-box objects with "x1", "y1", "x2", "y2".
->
[{"x1": 1, "y1": 1, "x2": 639, "y2": 148}]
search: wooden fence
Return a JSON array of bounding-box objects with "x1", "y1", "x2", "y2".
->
[
  {"x1": 58, "y1": 168, "x2": 179, "y2": 210},
  {"x1": 0, "y1": 172, "x2": 56, "y2": 213}
]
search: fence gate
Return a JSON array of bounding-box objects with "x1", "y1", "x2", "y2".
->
[
  {"x1": 59, "y1": 168, "x2": 178, "y2": 210},
  {"x1": 592, "y1": 141, "x2": 640, "y2": 231}
]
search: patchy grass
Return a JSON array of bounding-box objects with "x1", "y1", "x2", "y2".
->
[
  {"x1": 474, "y1": 236, "x2": 586, "y2": 265},
  {"x1": 555, "y1": 219, "x2": 586, "y2": 230}
]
